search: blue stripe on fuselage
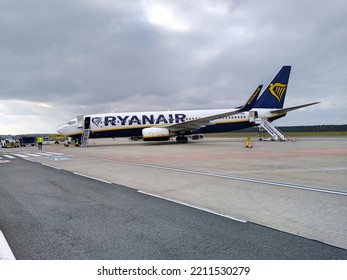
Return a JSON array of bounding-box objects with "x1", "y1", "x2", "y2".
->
[
  {"x1": 88, "y1": 121, "x2": 255, "y2": 139},
  {"x1": 70, "y1": 115, "x2": 284, "y2": 140}
]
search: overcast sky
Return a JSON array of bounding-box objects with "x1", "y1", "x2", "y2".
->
[{"x1": 1, "y1": 0, "x2": 346, "y2": 135}]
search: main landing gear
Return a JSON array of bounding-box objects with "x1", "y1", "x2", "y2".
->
[
  {"x1": 176, "y1": 136, "x2": 188, "y2": 143},
  {"x1": 175, "y1": 134, "x2": 203, "y2": 143}
]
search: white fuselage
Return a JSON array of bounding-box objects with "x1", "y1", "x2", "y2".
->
[{"x1": 57, "y1": 108, "x2": 282, "y2": 139}]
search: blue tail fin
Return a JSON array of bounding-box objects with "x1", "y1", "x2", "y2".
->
[{"x1": 254, "y1": 66, "x2": 291, "y2": 109}]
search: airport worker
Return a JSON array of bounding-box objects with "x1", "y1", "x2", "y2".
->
[
  {"x1": 74, "y1": 139, "x2": 80, "y2": 147},
  {"x1": 37, "y1": 136, "x2": 43, "y2": 150}
]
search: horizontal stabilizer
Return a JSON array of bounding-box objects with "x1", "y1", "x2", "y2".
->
[{"x1": 271, "y1": 101, "x2": 320, "y2": 114}]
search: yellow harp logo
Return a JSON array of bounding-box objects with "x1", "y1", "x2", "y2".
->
[{"x1": 269, "y1": 83, "x2": 287, "y2": 102}]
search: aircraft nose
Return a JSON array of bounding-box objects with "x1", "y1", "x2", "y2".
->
[{"x1": 57, "y1": 125, "x2": 66, "y2": 135}]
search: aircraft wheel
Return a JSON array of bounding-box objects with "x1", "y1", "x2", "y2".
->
[{"x1": 176, "y1": 136, "x2": 188, "y2": 143}]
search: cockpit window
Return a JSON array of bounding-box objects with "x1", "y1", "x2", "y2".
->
[{"x1": 67, "y1": 120, "x2": 76, "y2": 125}]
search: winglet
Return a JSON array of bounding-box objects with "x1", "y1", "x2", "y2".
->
[{"x1": 238, "y1": 85, "x2": 262, "y2": 111}]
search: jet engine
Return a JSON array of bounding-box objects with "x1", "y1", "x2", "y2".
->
[{"x1": 142, "y1": 127, "x2": 173, "y2": 141}]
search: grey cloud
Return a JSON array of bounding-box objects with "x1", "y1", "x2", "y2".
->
[{"x1": 0, "y1": 0, "x2": 346, "y2": 134}]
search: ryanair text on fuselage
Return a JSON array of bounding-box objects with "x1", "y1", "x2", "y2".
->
[{"x1": 99, "y1": 113, "x2": 187, "y2": 127}]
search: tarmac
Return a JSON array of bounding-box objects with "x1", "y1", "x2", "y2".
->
[{"x1": 1, "y1": 136, "x2": 347, "y2": 253}]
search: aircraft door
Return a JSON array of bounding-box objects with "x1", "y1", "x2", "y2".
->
[
  {"x1": 249, "y1": 111, "x2": 258, "y2": 122},
  {"x1": 84, "y1": 117, "x2": 91, "y2": 129}
]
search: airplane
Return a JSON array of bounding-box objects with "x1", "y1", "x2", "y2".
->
[{"x1": 57, "y1": 66, "x2": 319, "y2": 144}]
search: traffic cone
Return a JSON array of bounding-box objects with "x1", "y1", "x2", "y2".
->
[
  {"x1": 245, "y1": 137, "x2": 253, "y2": 148},
  {"x1": 247, "y1": 140, "x2": 253, "y2": 148}
]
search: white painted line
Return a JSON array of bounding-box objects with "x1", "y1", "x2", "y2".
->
[
  {"x1": 73, "y1": 172, "x2": 112, "y2": 184},
  {"x1": 74, "y1": 156, "x2": 347, "y2": 196},
  {"x1": 13, "y1": 154, "x2": 28, "y2": 158},
  {"x1": 138, "y1": 191, "x2": 247, "y2": 223},
  {"x1": 0, "y1": 230, "x2": 16, "y2": 260},
  {"x1": 36, "y1": 152, "x2": 54, "y2": 156},
  {"x1": 123, "y1": 162, "x2": 347, "y2": 197},
  {"x1": 231, "y1": 166, "x2": 347, "y2": 174},
  {"x1": 75, "y1": 155, "x2": 347, "y2": 197},
  {"x1": 3, "y1": 155, "x2": 16, "y2": 159},
  {"x1": 44, "y1": 152, "x2": 64, "y2": 155},
  {"x1": 26, "y1": 153, "x2": 41, "y2": 157}
]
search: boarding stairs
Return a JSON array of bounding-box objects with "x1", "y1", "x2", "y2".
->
[
  {"x1": 81, "y1": 129, "x2": 90, "y2": 147},
  {"x1": 257, "y1": 118, "x2": 287, "y2": 141}
]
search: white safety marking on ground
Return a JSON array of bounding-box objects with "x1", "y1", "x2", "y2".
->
[
  {"x1": 13, "y1": 154, "x2": 29, "y2": 158},
  {"x1": 96, "y1": 159, "x2": 347, "y2": 197},
  {"x1": 73, "y1": 172, "x2": 112, "y2": 184},
  {"x1": 0, "y1": 230, "x2": 16, "y2": 260},
  {"x1": 232, "y1": 166, "x2": 347, "y2": 174},
  {"x1": 44, "y1": 152, "x2": 64, "y2": 155},
  {"x1": 144, "y1": 165, "x2": 347, "y2": 197},
  {"x1": 69, "y1": 153, "x2": 347, "y2": 197},
  {"x1": 26, "y1": 153, "x2": 41, "y2": 157},
  {"x1": 3, "y1": 155, "x2": 16, "y2": 159},
  {"x1": 36, "y1": 152, "x2": 54, "y2": 156},
  {"x1": 138, "y1": 191, "x2": 247, "y2": 223}
]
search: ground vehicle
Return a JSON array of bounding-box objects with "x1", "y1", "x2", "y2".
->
[
  {"x1": 19, "y1": 136, "x2": 36, "y2": 147},
  {"x1": 1, "y1": 139, "x2": 21, "y2": 148},
  {"x1": 43, "y1": 137, "x2": 60, "y2": 144}
]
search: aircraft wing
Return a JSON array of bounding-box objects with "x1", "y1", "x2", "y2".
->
[
  {"x1": 167, "y1": 85, "x2": 262, "y2": 132},
  {"x1": 271, "y1": 101, "x2": 320, "y2": 114}
]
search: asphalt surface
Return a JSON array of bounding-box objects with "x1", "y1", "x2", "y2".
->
[{"x1": 0, "y1": 158, "x2": 346, "y2": 259}]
